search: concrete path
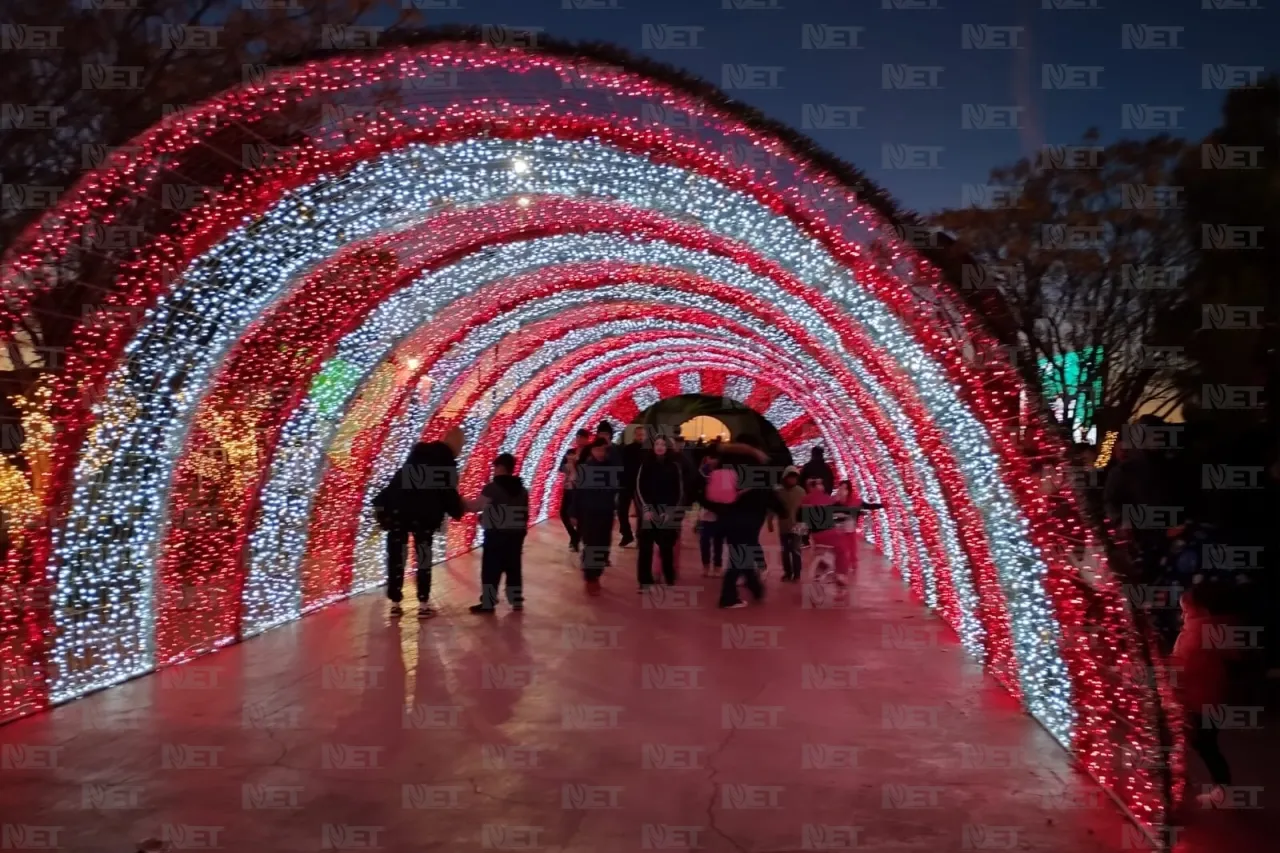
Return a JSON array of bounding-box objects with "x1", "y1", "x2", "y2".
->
[{"x1": 0, "y1": 523, "x2": 1241, "y2": 852}]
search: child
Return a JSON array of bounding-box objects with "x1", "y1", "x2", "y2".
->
[
  {"x1": 470, "y1": 453, "x2": 529, "y2": 613},
  {"x1": 768, "y1": 466, "x2": 806, "y2": 581},
  {"x1": 834, "y1": 478, "x2": 884, "y2": 575},
  {"x1": 799, "y1": 477, "x2": 852, "y2": 584}
]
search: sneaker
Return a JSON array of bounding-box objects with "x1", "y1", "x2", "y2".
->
[
  {"x1": 1196, "y1": 785, "x2": 1227, "y2": 808},
  {"x1": 512, "y1": 604, "x2": 524, "y2": 612},
  {"x1": 638, "y1": 585, "x2": 651, "y2": 594},
  {"x1": 417, "y1": 604, "x2": 437, "y2": 620},
  {"x1": 619, "y1": 536, "x2": 635, "y2": 548},
  {"x1": 724, "y1": 601, "x2": 749, "y2": 609},
  {"x1": 389, "y1": 603, "x2": 403, "y2": 617},
  {"x1": 469, "y1": 604, "x2": 496, "y2": 615}
]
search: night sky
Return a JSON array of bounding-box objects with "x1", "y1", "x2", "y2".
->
[{"x1": 406, "y1": 0, "x2": 1277, "y2": 215}]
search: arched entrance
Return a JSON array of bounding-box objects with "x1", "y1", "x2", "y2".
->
[
  {"x1": 627, "y1": 393, "x2": 800, "y2": 469},
  {"x1": 0, "y1": 29, "x2": 1177, "y2": 837}
]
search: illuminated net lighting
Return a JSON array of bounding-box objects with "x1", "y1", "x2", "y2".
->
[{"x1": 0, "y1": 34, "x2": 1175, "y2": 835}]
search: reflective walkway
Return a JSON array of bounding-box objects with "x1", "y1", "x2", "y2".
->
[{"x1": 1, "y1": 524, "x2": 1167, "y2": 851}]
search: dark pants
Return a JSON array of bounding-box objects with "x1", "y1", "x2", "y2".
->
[
  {"x1": 638, "y1": 527, "x2": 679, "y2": 585},
  {"x1": 1188, "y1": 712, "x2": 1232, "y2": 786},
  {"x1": 579, "y1": 514, "x2": 614, "y2": 580},
  {"x1": 618, "y1": 490, "x2": 635, "y2": 541},
  {"x1": 719, "y1": 516, "x2": 765, "y2": 606},
  {"x1": 386, "y1": 528, "x2": 434, "y2": 603},
  {"x1": 780, "y1": 532, "x2": 803, "y2": 580},
  {"x1": 698, "y1": 518, "x2": 724, "y2": 569},
  {"x1": 479, "y1": 532, "x2": 525, "y2": 608},
  {"x1": 559, "y1": 492, "x2": 579, "y2": 547}
]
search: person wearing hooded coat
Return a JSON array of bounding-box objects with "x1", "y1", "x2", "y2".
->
[
  {"x1": 799, "y1": 446, "x2": 836, "y2": 495},
  {"x1": 471, "y1": 453, "x2": 529, "y2": 614},
  {"x1": 573, "y1": 436, "x2": 623, "y2": 594},
  {"x1": 372, "y1": 428, "x2": 465, "y2": 618},
  {"x1": 634, "y1": 435, "x2": 687, "y2": 589}
]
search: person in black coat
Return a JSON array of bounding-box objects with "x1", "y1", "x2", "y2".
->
[
  {"x1": 372, "y1": 428, "x2": 465, "y2": 618},
  {"x1": 701, "y1": 435, "x2": 784, "y2": 608},
  {"x1": 799, "y1": 446, "x2": 836, "y2": 495},
  {"x1": 573, "y1": 437, "x2": 623, "y2": 594},
  {"x1": 470, "y1": 453, "x2": 529, "y2": 614},
  {"x1": 634, "y1": 436, "x2": 687, "y2": 589},
  {"x1": 559, "y1": 428, "x2": 592, "y2": 551},
  {"x1": 618, "y1": 425, "x2": 647, "y2": 548}
]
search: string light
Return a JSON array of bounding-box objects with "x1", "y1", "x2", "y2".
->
[{"x1": 0, "y1": 38, "x2": 1174, "y2": 832}]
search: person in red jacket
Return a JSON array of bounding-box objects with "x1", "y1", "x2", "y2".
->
[{"x1": 1171, "y1": 581, "x2": 1238, "y2": 806}]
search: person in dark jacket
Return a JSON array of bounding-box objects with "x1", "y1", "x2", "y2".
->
[
  {"x1": 702, "y1": 435, "x2": 783, "y2": 608},
  {"x1": 372, "y1": 428, "x2": 465, "y2": 619},
  {"x1": 634, "y1": 436, "x2": 687, "y2": 589},
  {"x1": 470, "y1": 453, "x2": 529, "y2": 614},
  {"x1": 799, "y1": 446, "x2": 835, "y2": 495},
  {"x1": 559, "y1": 428, "x2": 592, "y2": 551},
  {"x1": 618, "y1": 426, "x2": 647, "y2": 548},
  {"x1": 573, "y1": 437, "x2": 622, "y2": 595},
  {"x1": 695, "y1": 451, "x2": 726, "y2": 576}
]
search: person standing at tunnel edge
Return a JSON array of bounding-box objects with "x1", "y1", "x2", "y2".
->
[
  {"x1": 703, "y1": 434, "x2": 783, "y2": 609},
  {"x1": 618, "y1": 425, "x2": 647, "y2": 548},
  {"x1": 635, "y1": 435, "x2": 686, "y2": 591},
  {"x1": 372, "y1": 426, "x2": 465, "y2": 619},
  {"x1": 573, "y1": 436, "x2": 623, "y2": 595},
  {"x1": 469, "y1": 453, "x2": 529, "y2": 614},
  {"x1": 559, "y1": 428, "x2": 591, "y2": 552},
  {"x1": 1172, "y1": 580, "x2": 1241, "y2": 808}
]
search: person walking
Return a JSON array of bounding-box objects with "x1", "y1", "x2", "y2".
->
[
  {"x1": 573, "y1": 436, "x2": 622, "y2": 595},
  {"x1": 618, "y1": 426, "x2": 646, "y2": 548},
  {"x1": 695, "y1": 451, "x2": 726, "y2": 577},
  {"x1": 470, "y1": 453, "x2": 529, "y2": 614},
  {"x1": 769, "y1": 466, "x2": 806, "y2": 582},
  {"x1": 372, "y1": 427, "x2": 465, "y2": 619},
  {"x1": 634, "y1": 435, "x2": 686, "y2": 590},
  {"x1": 703, "y1": 436, "x2": 782, "y2": 609},
  {"x1": 799, "y1": 446, "x2": 835, "y2": 495},
  {"x1": 1172, "y1": 581, "x2": 1240, "y2": 807},
  {"x1": 559, "y1": 428, "x2": 591, "y2": 552}
]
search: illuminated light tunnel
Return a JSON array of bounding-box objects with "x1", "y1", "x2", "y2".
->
[{"x1": 0, "y1": 30, "x2": 1180, "y2": 836}]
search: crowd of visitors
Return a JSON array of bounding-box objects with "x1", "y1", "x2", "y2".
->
[{"x1": 368, "y1": 414, "x2": 1274, "y2": 810}]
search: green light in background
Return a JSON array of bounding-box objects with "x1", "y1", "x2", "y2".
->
[
  {"x1": 310, "y1": 357, "x2": 363, "y2": 420},
  {"x1": 1038, "y1": 347, "x2": 1103, "y2": 441}
]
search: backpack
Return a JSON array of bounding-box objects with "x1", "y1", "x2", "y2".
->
[{"x1": 706, "y1": 468, "x2": 739, "y2": 504}]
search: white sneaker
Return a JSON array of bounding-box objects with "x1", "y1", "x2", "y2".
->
[
  {"x1": 1195, "y1": 784, "x2": 1227, "y2": 808},
  {"x1": 726, "y1": 601, "x2": 748, "y2": 609}
]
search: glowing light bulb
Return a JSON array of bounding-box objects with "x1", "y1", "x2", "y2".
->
[
  {"x1": 406, "y1": 357, "x2": 421, "y2": 370},
  {"x1": 516, "y1": 196, "x2": 532, "y2": 208},
  {"x1": 512, "y1": 158, "x2": 530, "y2": 174}
]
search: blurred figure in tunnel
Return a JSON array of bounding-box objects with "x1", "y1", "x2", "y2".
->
[
  {"x1": 573, "y1": 436, "x2": 622, "y2": 595},
  {"x1": 470, "y1": 453, "x2": 529, "y2": 614},
  {"x1": 559, "y1": 428, "x2": 592, "y2": 552},
  {"x1": 373, "y1": 427, "x2": 465, "y2": 619},
  {"x1": 799, "y1": 445, "x2": 835, "y2": 495},
  {"x1": 703, "y1": 435, "x2": 782, "y2": 608},
  {"x1": 619, "y1": 425, "x2": 647, "y2": 548},
  {"x1": 634, "y1": 435, "x2": 687, "y2": 590}
]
